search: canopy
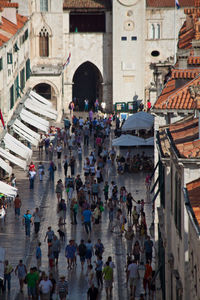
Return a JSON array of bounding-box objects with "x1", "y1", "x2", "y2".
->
[
  {"x1": 4, "y1": 133, "x2": 32, "y2": 161},
  {"x1": 145, "y1": 137, "x2": 154, "y2": 146},
  {"x1": 24, "y1": 97, "x2": 57, "y2": 120},
  {"x1": 13, "y1": 119, "x2": 40, "y2": 140},
  {"x1": 29, "y1": 90, "x2": 53, "y2": 107},
  {"x1": 0, "y1": 181, "x2": 17, "y2": 197},
  {"x1": 0, "y1": 148, "x2": 27, "y2": 170},
  {"x1": 122, "y1": 112, "x2": 154, "y2": 131},
  {"x1": 0, "y1": 158, "x2": 12, "y2": 175},
  {"x1": 12, "y1": 125, "x2": 39, "y2": 147},
  {"x1": 112, "y1": 135, "x2": 145, "y2": 147},
  {"x1": 20, "y1": 109, "x2": 49, "y2": 132}
]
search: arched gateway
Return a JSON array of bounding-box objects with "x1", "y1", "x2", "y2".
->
[{"x1": 72, "y1": 61, "x2": 103, "y2": 111}]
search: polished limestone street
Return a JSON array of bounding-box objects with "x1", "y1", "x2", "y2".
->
[{"x1": 0, "y1": 119, "x2": 154, "y2": 300}]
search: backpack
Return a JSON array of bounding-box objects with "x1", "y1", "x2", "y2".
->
[{"x1": 79, "y1": 244, "x2": 86, "y2": 256}]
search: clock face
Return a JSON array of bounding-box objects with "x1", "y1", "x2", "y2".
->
[{"x1": 117, "y1": 0, "x2": 139, "y2": 6}]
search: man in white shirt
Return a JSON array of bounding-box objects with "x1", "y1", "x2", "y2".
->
[
  {"x1": 39, "y1": 275, "x2": 52, "y2": 299},
  {"x1": 29, "y1": 170, "x2": 36, "y2": 189},
  {"x1": 127, "y1": 259, "x2": 139, "y2": 298}
]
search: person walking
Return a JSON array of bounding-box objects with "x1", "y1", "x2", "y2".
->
[
  {"x1": 52, "y1": 235, "x2": 61, "y2": 266},
  {"x1": 56, "y1": 179, "x2": 64, "y2": 203},
  {"x1": 48, "y1": 161, "x2": 56, "y2": 181},
  {"x1": 65, "y1": 240, "x2": 76, "y2": 270},
  {"x1": 127, "y1": 259, "x2": 139, "y2": 298},
  {"x1": 33, "y1": 207, "x2": 41, "y2": 234},
  {"x1": 83, "y1": 207, "x2": 92, "y2": 235},
  {"x1": 78, "y1": 239, "x2": 87, "y2": 270},
  {"x1": 44, "y1": 226, "x2": 54, "y2": 244},
  {"x1": 14, "y1": 194, "x2": 21, "y2": 219},
  {"x1": 69, "y1": 156, "x2": 75, "y2": 176},
  {"x1": 63, "y1": 156, "x2": 68, "y2": 177},
  {"x1": 36, "y1": 242, "x2": 42, "y2": 271},
  {"x1": 23, "y1": 210, "x2": 33, "y2": 237},
  {"x1": 144, "y1": 236, "x2": 153, "y2": 263},
  {"x1": 95, "y1": 255, "x2": 103, "y2": 287},
  {"x1": 29, "y1": 169, "x2": 36, "y2": 189},
  {"x1": 87, "y1": 284, "x2": 99, "y2": 300},
  {"x1": 26, "y1": 267, "x2": 39, "y2": 300},
  {"x1": 102, "y1": 261, "x2": 113, "y2": 298},
  {"x1": 15, "y1": 260, "x2": 27, "y2": 293},
  {"x1": 4, "y1": 260, "x2": 13, "y2": 292},
  {"x1": 56, "y1": 275, "x2": 68, "y2": 300},
  {"x1": 39, "y1": 274, "x2": 53, "y2": 300},
  {"x1": 125, "y1": 225, "x2": 135, "y2": 256},
  {"x1": 38, "y1": 162, "x2": 45, "y2": 181}
]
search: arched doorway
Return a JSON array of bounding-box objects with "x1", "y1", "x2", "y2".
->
[
  {"x1": 33, "y1": 83, "x2": 57, "y2": 108},
  {"x1": 72, "y1": 61, "x2": 103, "y2": 111}
]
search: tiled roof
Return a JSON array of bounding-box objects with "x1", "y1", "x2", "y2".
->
[
  {"x1": 0, "y1": 2, "x2": 18, "y2": 7},
  {"x1": 63, "y1": 0, "x2": 111, "y2": 9},
  {"x1": 171, "y1": 69, "x2": 200, "y2": 79},
  {"x1": 147, "y1": 0, "x2": 195, "y2": 7},
  {"x1": 187, "y1": 178, "x2": 200, "y2": 227},
  {"x1": 188, "y1": 56, "x2": 200, "y2": 64},
  {"x1": 0, "y1": 14, "x2": 28, "y2": 46},
  {"x1": 154, "y1": 72, "x2": 200, "y2": 110},
  {"x1": 178, "y1": 21, "x2": 195, "y2": 50},
  {"x1": 169, "y1": 116, "x2": 200, "y2": 158}
]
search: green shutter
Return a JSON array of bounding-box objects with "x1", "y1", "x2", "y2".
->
[
  {"x1": 15, "y1": 75, "x2": 20, "y2": 100},
  {"x1": 10, "y1": 85, "x2": 14, "y2": 109},
  {"x1": 20, "y1": 68, "x2": 25, "y2": 90},
  {"x1": 0, "y1": 58, "x2": 2, "y2": 71},
  {"x1": 26, "y1": 59, "x2": 31, "y2": 80}
]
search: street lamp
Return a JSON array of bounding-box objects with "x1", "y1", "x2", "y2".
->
[{"x1": 138, "y1": 262, "x2": 146, "y2": 295}]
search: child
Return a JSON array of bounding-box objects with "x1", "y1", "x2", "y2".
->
[{"x1": 103, "y1": 182, "x2": 109, "y2": 202}]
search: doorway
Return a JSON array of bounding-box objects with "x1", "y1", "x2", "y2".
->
[
  {"x1": 33, "y1": 83, "x2": 57, "y2": 108},
  {"x1": 72, "y1": 61, "x2": 103, "y2": 111}
]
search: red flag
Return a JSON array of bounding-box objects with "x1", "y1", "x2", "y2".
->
[{"x1": 0, "y1": 109, "x2": 5, "y2": 128}]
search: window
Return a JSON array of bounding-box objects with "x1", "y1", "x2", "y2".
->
[
  {"x1": 70, "y1": 12, "x2": 105, "y2": 33},
  {"x1": 26, "y1": 59, "x2": 31, "y2": 80},
  {"x1": 25, "y1": 29, "x2": 28, "y2": 40},
  {"x1": 10, "y1": 85, "x2": 14, "y2": 109},
  {"x1": 150, "y1": 23, "x2": 161, "y2": 39},
  {"x1": 0, "y1": 58, "x2": 2, "y2": 71},
  {"x1": 121, "y1": 36, "x2": 127, "y2": 41},
  {"x1": 7, "y1": 53, "x2": 13, "y2": 64},
  {"x1": 39, "y1": 27, "x2": 49, "y2": 57},
  {"x1": 40, "y1": 0, "x2": 48, "y2": 12},
  {"x1": 174, "y1": 172, "x2": 182, "y2": 237},
  {"x1": 131, "y1": 36, "x2": 137, "y2": 40},
  {"x1": 20, "y1": 68, "x2": 25, "y2": 90},
  {"x1": 151, "y1": 50, "x2": 160, "y2": 57}
]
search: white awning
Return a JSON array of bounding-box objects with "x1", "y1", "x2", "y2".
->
[
  {"x1": 0, "y1": 148, "x2": 27, "y2": 170},
  {"x1": 24, "y1": 98, "x2": 57, "y2": 120},
  {"x1": 14, "y1": 119, "x2": 40, "y2": 140},
  {"x1": 0, "y1": 181, "x2": 17, "y2": 197},
  {"x1": 0, "y1": 158, "x2": 12, "y2": 175},
  {"x1": 4, "y1": 133, "x2": 32, "y2": 160},
  {"x1": 12, "y1": 125, "x2": 39, "y2": 147},
  {"x1": 20, "y1": 109, "x2": 49, "y2": 132},
  {"x1": 29, "y1": 90, "x2": 53, "y2": 107}
]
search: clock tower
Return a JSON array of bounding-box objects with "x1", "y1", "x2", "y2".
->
[{"x1": 112, "y1": 0, "x2": 146, "y2": 105}]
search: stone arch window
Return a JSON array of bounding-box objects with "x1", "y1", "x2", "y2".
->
[
  {"x1": 39, "y1": 27, "x2": 49, "y2": 57},
  {"x1": 150, "y1": 24, "x2": 155, "y2": 39},
  {"x1": 40, "y1": 0, "x2": 48, "y2": 12},
  {"x1": 156, "y1": 24, "x2": 160, "y2": 39}
]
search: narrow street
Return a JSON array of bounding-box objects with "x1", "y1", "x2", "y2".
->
[{"x1": 0, "y1": 117, "x2": 154, "y2": 300}]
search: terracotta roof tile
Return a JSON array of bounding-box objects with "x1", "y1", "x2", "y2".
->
[
  {"x1": 63, "y1": 0, "x2": 111, "y2": 9},
  {"x1": 0, "y1": 2, "x2": 18, "y2": 8},
  {"x1": 147, "y1": 0, "x2": 195, "y2": 7},
  {"x1": 188, "y1": 56, "x2": 200, "y2": 64},
  {"x1": 187, "y1": 178, "x2": 200, "y2": 227}
]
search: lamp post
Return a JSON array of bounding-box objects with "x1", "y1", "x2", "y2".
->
[{"x1": 138, "y1": 262, "x2": 146, "y2": 295}]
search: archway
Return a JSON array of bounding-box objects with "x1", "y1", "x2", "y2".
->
[
  {"x1": 72, "y1": 61, "x2": 103, "y2": 111},
  {"x1": 33, "y1": 83, "x2": 57, "y2": 108}
]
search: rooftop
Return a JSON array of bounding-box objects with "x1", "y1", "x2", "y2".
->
[
  {"x1": 63, "y1": 0, "x2": 111, "y2": 9},
  {"x1": 147, "y1": 0, "x2": 195, "y2": 7},
  {"x1": 187, "y1": 178, "x2": 200, "y2": 228}
]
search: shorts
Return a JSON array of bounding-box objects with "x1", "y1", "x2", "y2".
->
[
  {"x1": 53, "y1": 251, "x2": 59, "y2": 259},
  {"x1": 80, "y1": 255, "x2": 85, "y2": 262},
  {"x1": 84, "y1": 172, "x2": 89, "y2": 177},
  {"x1": 104, "y1": 280, "x2": 112, "y2": 288},
  {"x1": 129, "y1": 277, "x2": 137, "y2": 287},
  {"x1": 93, "y1": 192, "x2": 98, "y2": 196},
  {"x1": 28, "y1": 286, "x2": 36, "y2": 297},
  {"x1": 59, "y1": 291, "x2": 67, "y2": 299}
]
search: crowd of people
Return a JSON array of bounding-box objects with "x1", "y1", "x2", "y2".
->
[{"x1": 0, "y1": 111, "x2": 155, "y2": 300}]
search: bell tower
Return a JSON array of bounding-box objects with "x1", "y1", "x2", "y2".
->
[{"x1": 112, "y1": 0, "x2": 146, "y2": 105}]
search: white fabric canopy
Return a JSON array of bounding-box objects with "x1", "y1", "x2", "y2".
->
[
  {"x1": 112, "y1": 135, "x2": 145, "y2": 147},
  {"x1": 0, "y1": 148, "x2": 27, "y2": 170},
  {"x1": 14, "y1": 119, "x2": 40, "y2": 140},
  {"x1": 29, "y1": 90, "x2": 53, "y2": 107},
  {"x1": 12, "y1": 125, "x2": 39, "y2": 147},
  {"x1": 4, "y1": 133, "x2": 32, "y2": 161},
  {"x1": 20, "y1": 109, "x2": 49, "y2": 132},
  {"x1": 0, "y1": 157, "x2": 12, "y2": 175},
  {"x1": 0, "y1": 181, "x2": 17, "y2": 197},
  {"x1": 122, "y1": 112, "x2": 154, "y2": 131},
  {"x1": 24, "y1": 98, "x2": 57, "y2": 120}
]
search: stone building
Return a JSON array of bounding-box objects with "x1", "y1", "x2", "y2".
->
[
  {"x1": 6, "y1": 0, "x2": 193, "y2": 119},
  {"x1": 0, "y1": 1, "x2": 29, "y2": 131}
]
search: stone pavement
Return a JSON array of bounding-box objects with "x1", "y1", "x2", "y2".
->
[{"x1": 0, "y1": 120, "x2": 155, "y2": 300}]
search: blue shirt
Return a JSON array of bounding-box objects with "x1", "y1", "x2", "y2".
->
[
  {"x1": 36, "y1": 246, "x2": 42, "y2": 259},
  {"x1": 83, "y1": 209, "x2": 92, "y2": 222},
  {"x1": 24, "y1": 214, "x2": 32, "y2": 225}
]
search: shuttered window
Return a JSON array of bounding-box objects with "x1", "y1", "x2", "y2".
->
[
  {"x1": 40, "y1": 0, "x2": 48, "y2": 12},
  {"x1": 39, "y1": 28, "x2": 49, "y2": 57}
]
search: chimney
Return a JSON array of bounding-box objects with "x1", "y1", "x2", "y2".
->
[{"x1": 1, "y1": 3, "x2": 18, "y2": 25}]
